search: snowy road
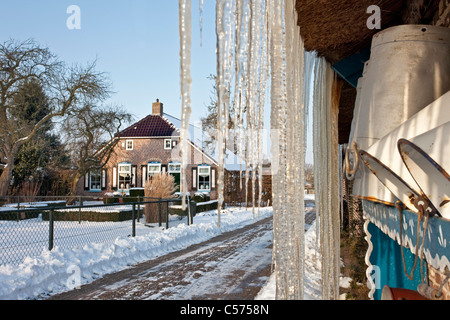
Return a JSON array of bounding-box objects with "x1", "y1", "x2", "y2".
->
[{"x1": 48, "y1": 215, "x2": 275, "y2": 300}]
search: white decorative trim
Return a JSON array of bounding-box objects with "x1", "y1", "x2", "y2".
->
[
  {"x1": 364, "y1": 213, "x2": 376, "y2": 300},
  {"x1": 363, "y1": 200, "x2": 450, "y2": 273}
]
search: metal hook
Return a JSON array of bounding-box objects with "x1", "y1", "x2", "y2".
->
[{"x1": 345, "y1": 141, "x2": 360, "y2": 180}]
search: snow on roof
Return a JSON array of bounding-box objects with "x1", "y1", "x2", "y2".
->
[
  {"x1": 117, "y1": 112, "x2": 246, "y2": 171},
  {"x1": 163, "y1": 113, "x2": 247, "y2": 172}
]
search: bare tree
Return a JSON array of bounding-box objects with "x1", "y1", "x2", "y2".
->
[
  {"x1": 304, "y1": 162, "x2": 314, "y2": 185},
  {"x1": 200, "y1": 74, "x2": 237, "y2": 155},
  {"x1": 61, "y1": 104, "x2": 132, "y2": 195},
  {"x1": 0, "y1": 39, "x2": 111, "y2": 196}
]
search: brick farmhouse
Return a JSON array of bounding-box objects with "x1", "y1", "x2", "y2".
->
[{"x1": 75, "y1": 100, "x2": 220, "y2": 199}]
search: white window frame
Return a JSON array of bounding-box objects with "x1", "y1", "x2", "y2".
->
[
  {"x1": 198, "y1": 165, "x2": 211, "y2": 191},
  {"x1": 192, "y1": 168, "x2": 197, "y2": 189},
  {"x1": 148, "y1": 162, "x2": 161, "y2": 178},
  {"x1": 164, "y1": 139, "x2": 172, "y2": 150},
  {"x1": 169, "y1": 162, "x2": 181, "y2": 192},
  {"x1": 112, "y1": 167, "x2": 117, "y2": 189},
  {"x1": 89, "y1": 170, "x2": 102, "y2": 191},
  {"x1": 141, "y1": 166, "x2": 147, "y2": 187},
  {"x1": 168, "y1": 162, "x2": 181, "y2": 173},
  {"x1": 126, "y1": 140, "x2": 133, "y2": 150},
  {"x1": 118, "y1": 162, "x2": 132, "y2": 191}
]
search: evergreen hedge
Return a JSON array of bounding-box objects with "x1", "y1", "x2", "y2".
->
[{"x1": 41, "y1": 209, "x2": 142, "y2": 222}]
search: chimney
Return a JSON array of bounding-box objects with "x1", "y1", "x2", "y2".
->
[{"x1": 152, "y1": 99, "x2": 163, "y2": 115}]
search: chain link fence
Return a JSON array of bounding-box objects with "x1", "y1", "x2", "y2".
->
[
  {"x1": 342, "y1": 177, "x2": 365, "y2": 237},
  {"x1": 0, "y1": 196, "x2": 195, "y2": 266}
]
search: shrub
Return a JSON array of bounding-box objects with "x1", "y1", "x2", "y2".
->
[
  {"x1": 196, "y1": 200, "x2": 218, "y2": 213},
  {"x1": 103, "y1": 197, "x2": 120, "y2": 204},
  {"x1": 41, "y1": 210, "x2": 134, "y2": 222},
  {"x1": 192, "y1": 192, "x2": 210, "y2": 203},
  {"x1": 129, "y1": 188, "x2": 145, "y2": 198},
  {"x1": 169, "y1": 200, "x2": 197, "y2": 216},
  {"x1": 144, "y1": 173, "x2": 177, "y2": 223},
  {"x1": 122, "y1": 196, "x2": 138, "y2": 203}
]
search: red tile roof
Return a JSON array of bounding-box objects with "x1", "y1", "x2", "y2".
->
[{"x1": 118, "y1": 114, "x2": 179, "y2": 138}]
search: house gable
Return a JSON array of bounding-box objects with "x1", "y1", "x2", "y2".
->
[{"x1": 76, "y1": 100, "x2": 219, "y2": 199}]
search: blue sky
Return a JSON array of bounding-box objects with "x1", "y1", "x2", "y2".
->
[
  {"x1": 0, "y1": 0, "x2": 217, "y2": 125},
  {"x1": 0, "y1": 0, "x2": 314, "y2": 164}
]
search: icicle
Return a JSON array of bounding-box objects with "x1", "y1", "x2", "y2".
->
[
  {"x1": 210, "y1": 0, "x2": 340, "y2": 301},
  {"x1": 215, "y1": 0, "x2": 235, "y2": 228},
  {"x1": 269, "y1": 0, "x2": 295, "y2": 299},
  {"x1": 178, "y1": 0, "x2": 192, "y2": 212},
  {"x1": 257, "y1": 0, "x2": 269, "y2": 219},
  {"x1": 330, "y1": 74, "x2": 342, "y2": 300},
  {"x1": 233, "y1": 0, "x2": 244, "y2": 155},
  {"x1": 199, "y1": 0, "x2": 204, "y2": 46},
  {"x1": 271, "y1": 0, "x2": 306, "y2": 299},
  {"x1": 237, "y1": 0, "x2": 250, "y2": 192},
  {"x1": 303, "y1": 50, "x2": 318, "y2": 258},
  {"x1": 244, "y1": 0, "x2": 253, "y2": 211},
  {"x1": 293, "y1": 0, "x2": 306, "y2": 299},
  {"x1": 311, "y1": 55, "x2": 341, "y2": 300}
]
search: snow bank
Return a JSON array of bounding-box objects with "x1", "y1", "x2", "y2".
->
[
  {"x1": 255, "y1": 219, "x2": 322, "y2": 300},
  {"x1": 0, "y1": 207, "x2": 273, "y2": 300}
]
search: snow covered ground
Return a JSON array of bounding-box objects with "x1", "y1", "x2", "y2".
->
[
  {"x1": 255, "y1": 218, "x2": 323, "y2": 300},
  {"x1": 0, "y1": 195, "x2": 328, "y2": 300}
]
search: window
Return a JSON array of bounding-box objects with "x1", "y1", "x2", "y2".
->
[
  {"x1": 198, "y1": 165, "x2": 211, "y2": 191},
  {"x1": 126, "y1": 140, "x2": 133, "y2": 150},
  {"x1": 169, "y1": 162, "x2": 181, "y2": 192},
  {"x1": 168, "y1": 162, "x2": 181, "y2": 173},
  {"x1": 118, "y1": 163, "x2": 132, "y2": 191},
  {"x1": 164, "y1": 139, "x2": 172, "y2": 150},
  {"x1": 89, "y1": 170, "x2": 101, "y2": 191},
  {"x1": 148, "y1": 162, "x2": 161, "y2": 179},
  {"x1": 164, "y1": 139, "x2": 178, "y2": 150}
]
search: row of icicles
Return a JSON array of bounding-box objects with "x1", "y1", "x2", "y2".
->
[{"x1": 178, "y1": 0, "x2": 341, "y2": 300}]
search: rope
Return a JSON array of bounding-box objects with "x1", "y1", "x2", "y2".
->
[
  {"x1": 395, "y1": 198, "x2": 450, "y2": 300},
  {"x1": 396, "y1": 200, "x2": 429, "y2": 283},
  {"x1": 419, "y1": 211, "x2": 429, "y2": 284}
]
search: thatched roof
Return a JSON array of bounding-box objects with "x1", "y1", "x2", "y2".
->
[{"x1": 296, "y1": 0, "x2": 416, "y2": 63}]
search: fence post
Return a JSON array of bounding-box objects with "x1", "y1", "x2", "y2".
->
[
  {"x1": 16, "y1": 196, "x2": 20, "y2": 222},
  {"x1": 166, "y1": 201, "x2": 169, "y2": 229},
  {"x1": 187, "y1": 198, "x2": 191, "y2": 226},
  {"x1": 137, "y1": 196, "x2": 141, "y2": 222},
  {"x1": 158, "y1": 199, "x2": 162, "y2": 227},
  {"x1": 49, "y1": 210, "x2": 54, "y2": 251},
  {"x1": 78, "y1": 196, "x2": 82, "y2": 224},
  {"x1": 190, "y1": 201, "x2": 195, "y2": 225},
  {"x1": 132, "y1": 203, "x2": 136, "y2": 237}
]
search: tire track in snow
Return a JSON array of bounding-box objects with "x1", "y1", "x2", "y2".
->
[{"x1": 48, "y1": 216, "x2": 274, "y2": 300}]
